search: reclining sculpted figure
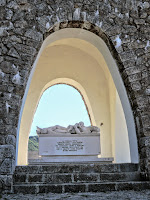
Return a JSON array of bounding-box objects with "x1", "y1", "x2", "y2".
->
[
  {"x1": 36, "y1": 125, "x2": 74, "y2": 134},
  {"x1": 36, "y1": 122, "x2": 100, "y2": 135},
  {"x1": 74, "y1": 122, "x2": 100, "y2": 134}
]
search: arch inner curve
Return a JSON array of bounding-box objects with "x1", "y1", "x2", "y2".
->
[{"x1": 16, "y1": 28, "x2": 138, "y2": 165}]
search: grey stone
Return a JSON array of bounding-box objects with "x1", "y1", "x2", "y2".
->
[
  {"x1": 1, "y1": 61, "x2": 17, "y2": 74},
  {"x1": 64, "y1": 184, "x2": 85, "y2": 193},
  {"x1": 12, "y1": 10, "x2": 25, "y2": 22},
  {"x1": 123, "y1": 66, "x2": 141, "y2": 75},
  {"x1": 100, "y1": 172, "x2": 140, "y2": 182},
  {"x1": 74, "y1": 173, "x2": 98, "y2": 182},
  {"x1": 0, "y1": 145, "x2": 15, "y2": 159},
  {"x1": 1, "y1": 190, "x2": 150, "y2": 199},
  {"x1": 44, "y1": 174, "x2": 72, "y2": 184},
  {"x1": 73, "y1": 8, "x2": 81, "y2": 20},
  {"x1": 7, "y1": 1, "x2": 19, "y2": 9},
  {"x1": 142, "y1": 2, "x2": 150, "y2": 9},
  {"x1": 0, "y1": 6, "x2": 5, "y2": 20},
  {"x1": 6, "y1": 135, "x2": 16, "y2": 146},
  {"x1": 122, "y1": 25, "x2": 137, "y2": 33},
  {"x1": 8, "y1": 86, "x2": 14, "y2": 93},
  {"x1": 135, "y1": 96, "x2": 148, "y2": 108},
  {"x1": 16, "y1": 0, "x2": 28, "y2": 4},
  {"x1": 140, "y1": 137, "x2": 150, "y2": 148},
  {"x1": 14, "y1": 20, "x2": 28, "y2": 28},
  {"x1": 36, "y1": 16, "x2": 50, "y2": 32},
  {"x1": 9, "y1": 35, "x2": 22, "y2": 43},
  {"x1": 15, "y1": 44, "x2": 37, "y2": 56},
  {"x1": 8, "y1": 48, "x2": 20, "y2": 58},
  {"x1": 0, "y1": 175, "x2": 12, "y2": 192},
  {"x1": 0, "y1": 135, "x2": 5, "y2": 145},
  {"x1": 0, "y1": 56, "x2": 4, "y2": 63},
  {"x1": 24, "y1": 29, "x2": 43, "y2": 41},
  {"x1": 39, "y1": 184, "x2": 62, "y2": 193},
  {"x1": 28, "y1": 174, "x2": 43, "y2": 183},
  {"x1": 0, "y1": 43, "x2": 8, "y2": 55},
  {"x1": 88, "y1": 183, "x2": 116, "y2": 192},
  {"x1": 0, "y1": 158, "x2": 13, "y2": 174},
  {"x1": 145, "y1": 87, "x2": 150, "y2": 95},
  {"x1": 134, "y1": 19, "x2": 145, "y2": 25},
  {"x1": 120, "y1": 51, "x2": 137, "y2": 62},
  {"x1": 140, "y1": 12, "x2": 147, "y2": 19},
  {"x1": 0, "y1": 21, "x2": 13, "y2": 30},
  {"x1": 14, "y1": 185, "x2": 37, "y2": 194},
  {"x1": 0, "y1": 0, "x2": 6, "y2": 6},
  {"x1": 116, "y1": 182, "x2": 150, "y2": 191},
  {"x1": 13, "y1": 174, "x2": 26, "y2": 183},
  {"x1": 5, "y1": 9, "x2": 13, "y2": 20},
  {"x1": 131, "y1": 81, "x2": 142, "y2": 91}
]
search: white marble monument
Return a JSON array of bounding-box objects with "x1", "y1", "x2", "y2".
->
[{"x1": 35, "y1": 122, "x2": 113, "y2": 163}]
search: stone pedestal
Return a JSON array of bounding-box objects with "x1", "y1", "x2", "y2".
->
[{"x1": 36, "y1": 133, "x2": 113, "y2": 163}]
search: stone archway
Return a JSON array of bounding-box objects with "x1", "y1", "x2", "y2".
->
[
  {"x1": 16, "y1": 28, "x2": 138, "y2": 165},
  {"x1": 1, "y1": 1, "x2": 150, "y2": 192}
]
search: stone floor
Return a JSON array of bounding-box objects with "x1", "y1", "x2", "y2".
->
[{"x1": 1, "y1": 190, "x2": 150, "y2": 200}]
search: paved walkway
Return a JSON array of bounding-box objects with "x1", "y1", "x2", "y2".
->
[{"x1": 1, "y1": 190, "x2": 150, "y2": 200}]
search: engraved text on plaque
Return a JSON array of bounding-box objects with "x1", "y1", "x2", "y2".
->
[{"x1": 56, "y1": 140, "x2": 84, "y2": 152}]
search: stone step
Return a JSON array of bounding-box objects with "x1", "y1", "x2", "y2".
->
[
  {"x1": 13, "y1": 172, "x2": 141, "y2": 184},
  {"x1": 15, "y1": 163, "x2": 139, "y2": 174},
  {"x1": 13, "y1": 181, "x2": 150, "y2": 194}
]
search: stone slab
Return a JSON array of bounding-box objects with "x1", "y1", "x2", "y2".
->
[
  {"x1": 2, "y1": 189, "x2": 150, "y2": 198},
  {"x1": 38, "y1": 133, "x2": 100, "y2": 156},
  {"x1": 12, "y1": 182, "x2": 150, "y2": 194},
  {"x1": 29, "y1": 157, "x2": 113, "y2": 163},
  {"x1": 15, "y1": 164, "x2": 139, "y2": 174}
]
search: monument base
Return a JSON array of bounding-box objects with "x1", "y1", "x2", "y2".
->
[
  {"x1": 38, "y1": 133, "x2": 101, "y2": 156},
  {"x1": 34, "y1": 129, "x2": 114, "y2": 164},
  {"x1": 29, "y1": 156, "x2": 113, "y2": 164}
]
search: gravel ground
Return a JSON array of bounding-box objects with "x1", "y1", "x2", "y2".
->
[{"x1": 1, "y1": 190, "x2": 150, "y2": 200}]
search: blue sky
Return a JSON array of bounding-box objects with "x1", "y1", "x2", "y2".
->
[{"x1": 30, "y1": 84, "x2": 91, "y2": 136}]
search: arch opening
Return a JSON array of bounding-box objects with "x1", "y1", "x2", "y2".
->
[
  {"x1": 29, "y1": 83, "x2": 92, "y2": 136},
  {"x1": 16, "y1": 28, "x2": 139, "y2": 165},
  {"x1": 28, "y1": 83, "x2": 92, "y2": 161}
]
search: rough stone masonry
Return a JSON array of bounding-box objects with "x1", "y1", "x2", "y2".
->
[
  {"x1": 1, "y1": 190, "x2": 150, "y2": 200},
  {"x1": 0, "y1": 0, "x2": 150, "y2": 193}
]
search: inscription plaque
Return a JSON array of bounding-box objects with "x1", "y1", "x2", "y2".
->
[
  {"x1": 56, "y1": 140, "x2": 84, "y2": 152},
  {"x1": 38, "y1": 133, "x2": 100, "y2": 156}
]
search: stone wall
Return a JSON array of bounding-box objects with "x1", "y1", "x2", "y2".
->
[{"x1": 0, "y1": 0, "x2": 150, "y2": 193}]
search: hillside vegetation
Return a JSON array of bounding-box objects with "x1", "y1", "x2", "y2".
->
[{"x1": 28, "y1": 136, "x2": 39, "y2": 151}]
